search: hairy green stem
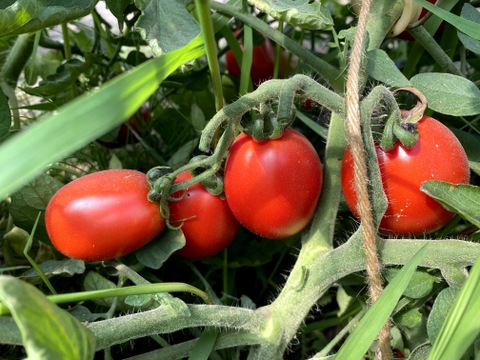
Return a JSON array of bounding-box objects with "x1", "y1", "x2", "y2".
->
[
  {"x1": 1, "y1": 238, "x2": 478, "y2": 349},
  {"x1": 303, "y1": 112, "x2": 346, "y2": 250},
  {"x1": 409, "y1": 26, "x2": 463, "y2": 76}
]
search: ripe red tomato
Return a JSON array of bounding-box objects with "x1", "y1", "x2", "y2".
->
[
  {"x1": 224, "y1": 128, "x2": 323, "y2": 239},
  {"x1": 169, "y1": 171, "x2": 240, "y2": 260},
  {"x1": 45, "y1": 169, "x2": 165, "y2": 261},
  {"x1": 98, "y1": 106, "x2": 151, "y2": 148},
  {"x1": 225, "y1": 35, "x2": 292, "y2": 86},
  {"x1": 341, "y1": 115, "x2": 470, "y2": 235}
]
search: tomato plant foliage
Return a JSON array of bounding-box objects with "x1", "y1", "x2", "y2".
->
[{"x1": 0, "y1": 1, "x2": 480, "y2": 360}]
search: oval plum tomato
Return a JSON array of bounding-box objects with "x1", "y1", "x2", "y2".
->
[
  {"x1": 225, "y1": 35, "x2": 292, "y2": 86},
  {"x1": 224, "y1": 128, "x2": 323, "y2": 239},
  {"x1": 169, "y1": 171, "x2": 240, "y2": 260},
  {"x1": 341, "y1": 115, "x2": 470, "y2": 235},
  {"x1": 45, "y1": 169, "x2": 165, "y2": 261}
]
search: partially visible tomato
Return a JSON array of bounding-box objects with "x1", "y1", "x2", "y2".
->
[
  {"x1": 98, "y1": 106, "x2": 151, "y2": 148},
  {"x1": 45, "y1": 169, "x2": 165, "y2": 261},
  {"x1": 169, "y1": 171, "x2": 240, "y2": 260},
  {"x1": 225, "y1": 35, "x2": 292, "y2": 86},
  {"x1": 224, "y1": 128, "x2": 323, "y2": 239},
  {"x1": 341, "y1": 115, "x2": 470, "y2": 235}
]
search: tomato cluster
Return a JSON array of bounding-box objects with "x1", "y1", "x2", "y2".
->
[
  {"x1": 341, "y1": 115, "x2": 470, "y2": 235},
  {"x1": 45, "y1": 127, "x2": 323, "y2": 261},
  {"x1": 46, "y1": 113, "x2": 468, "y2": 262}
]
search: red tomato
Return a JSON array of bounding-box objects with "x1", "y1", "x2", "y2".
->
[
  {"x1": 225, "y1": 36, "x2": 292, "y2": 86},
  {"x1": 341, "y1": 116, "x2": 470, "y2": 235},
  {"x1": 169, "y1": 171, "x2": 240, "y2": 260},
  {"x1": 224, "y1": 128, "x2": 323, "y2": 239},
  {"x1": 98, "y1": 106, "x2": 151, "y2": 148},
  {"x1": 45, "y1": 169, "x2": 165, "y2": 261}
]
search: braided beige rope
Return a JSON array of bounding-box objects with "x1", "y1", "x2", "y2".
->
[{"x1": 345, "y1": 0, "x2": 392, "y2": 359}]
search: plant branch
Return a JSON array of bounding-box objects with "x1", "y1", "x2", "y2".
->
[
  {"x1": 195, "y1": 0, "x2": 224, "y2": 113},
  {"x1": 1, "y1": 238, "x2": 478, "y2": 350}
]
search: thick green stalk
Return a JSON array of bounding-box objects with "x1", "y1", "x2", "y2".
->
[
  {"x1": 1, "y1": 238, "x2": 478, "y2": 349},
  {"x1": 195, "y1": 0, "x2": 224, "y2": 112}
]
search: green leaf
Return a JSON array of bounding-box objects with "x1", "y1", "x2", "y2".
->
[
  {"x1": 420, "y1": 182, "x2": 480, "y2": 229},
  {"x1": 414, "y1": 0, "x2": 480, "y2": 40},
  {"x1": 247, "y1": 0, "x2": 333, "y2": 30},
  {"x1": 22, "y1": 259, "x2": 85, "y2": 283},
  {"x1": 167, "y1": 138, "x2": 199, "y2": 169},
  {"x1": 0, "y1": 90, "x2": 11, "y2": 143},
  {"x1": 394, "y1": 308, "x2": 423, "y2": 329},
  {"x1": 457, "y1": 4, "x2": 480, "y2": 55},
  {"x1": 428, "y1": 254, "x2": 480, "y2": 359},
  {"x1": 134, "y1": 0, "x2": 200, "y2": 56},
  {"x1": 0, "y1": 275, "x2": 96, "y2": 359},
  {"x1": 105, "y1": 0, "x2": 131, "y2": 30},
  {"x1": 9, "y1": 173, "x2": 63, "y2": 243},
  {"x1": 411, "y1": 73, "x2": 480, "y2": 116},
  {"x1": 22, "y1": 58, "x2": 91, "y2": 98},
  {"x1": 335, "y1": 245, "x2": 428, "y2": 359},
  {"x1": 427, "y1": 287, "x2": 458, "y2": 345},
  {"x1": 82, "y1": 271, "x2": 117, "y2": 308},
  {"x1": 385, "y1": 268, "x2": 438, "y2": 299},
  {"x1": 451, "y1": 129, "x2": 480, "y2": 175},
  {"x1": 0, "y1": 0, "x2": 97, "y2": 38},
  {"x1": 135, "y1": 229, "x2": 186, "y2": 270},
  {"x1": 410, "y1": 343, "x2": 432, "y2": 360},
  {"x1": 366, "y1": 49, "x2": 411, "y2": 88},
  {"x1": 0, "y1": 36, "x2": 205, "y2": 201},
  {"x1": 189, "y1": 329, "x2": 218, "y2": 360}
]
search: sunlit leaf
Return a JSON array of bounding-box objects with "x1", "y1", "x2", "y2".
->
[
  {"x1": 247, "y1": 0, "x2": 333, "y2": 30},
  {"x1": 134, "y1": 0, "x2": 200, "y2": 56},
  {"x1": 0, "y1": 0, "x2": 97, "y2": 37}
]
